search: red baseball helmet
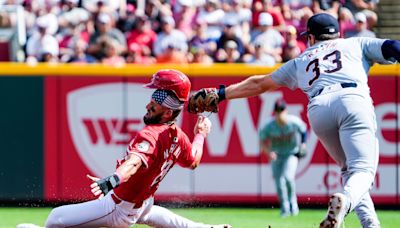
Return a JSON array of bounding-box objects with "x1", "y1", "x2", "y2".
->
[{"x1": 144, "y1": 69, "x2": 191, "y2": 101}]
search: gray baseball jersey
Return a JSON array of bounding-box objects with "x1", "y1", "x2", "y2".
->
[{"x1": 271, "y1": 37, "x2": 393, "y2": 98}]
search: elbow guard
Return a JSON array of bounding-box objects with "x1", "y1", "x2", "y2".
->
[{"x1": 381, "y1": 40, "x2": 400, "y2": 62}]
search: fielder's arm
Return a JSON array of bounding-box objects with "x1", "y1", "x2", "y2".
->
[
  {"x1": 225, "y1": 74, "x2": 281, "y2": 100},
  {"x1": 260, "y1": 139, "x2": 276, "y2": 161}
]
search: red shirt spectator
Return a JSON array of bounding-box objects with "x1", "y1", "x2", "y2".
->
[{"x1": 126, "y1": 16, "x2": 157, "y2": 57}]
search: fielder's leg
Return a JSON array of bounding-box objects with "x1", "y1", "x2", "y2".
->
[
  {"x1": 338, "y1": 92, "x2": 379, "y2": 212},
  {"x1": 308, "y1": 96, "x2": 350, "y2": 227},
  {"x1": 342, "y1": 170, "x2": 380, "y2": 228},
  {"x1": 272, "y1": 158, "x2": 291, "y2": 217},
  {"x1": 283, "y1": 155, "x2": 299, "y2": 215},
  {"x1": 354, "y1": 193, "x2": 380, "y2": 228}
]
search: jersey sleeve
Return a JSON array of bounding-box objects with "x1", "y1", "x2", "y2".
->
[
  {"x1": 126, "y1": 130, "x2": 157, "y2": 168},
  {"x1": 176, "y1": 133, "x2": 196, "y2": 168},
  {"x1": 271, "y1": 59, "x2": 299, "y2": 90},
  {"x1": 357, "y1": 37, "x2": 395, "y2": 64}
]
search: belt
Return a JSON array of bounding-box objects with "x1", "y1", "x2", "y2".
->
[
  {"x1": 111, "y1": 193, "x2": 143, "y2": 209},
  {"x1": 312, "y1": 82, "x2": 357, "y2": 98}
]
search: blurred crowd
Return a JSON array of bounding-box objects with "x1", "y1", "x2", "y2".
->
[{"x1": 0, "y1": 0, "x2": 379, "y2": 65}]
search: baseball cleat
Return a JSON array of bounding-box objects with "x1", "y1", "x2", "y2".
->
[{"x1": 319, "y1": 193, "x2": 349, "y2": 228}]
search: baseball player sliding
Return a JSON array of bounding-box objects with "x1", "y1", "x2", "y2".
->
[
  {"x1": 188, "y1": 13, "x2": 400, "y2": 228},
  {"x1": 35, "y1": 69, "x2": 230, "y2": 228}
]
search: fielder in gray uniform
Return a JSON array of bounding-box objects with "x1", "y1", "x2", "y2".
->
[
  {"x1": 259, "y1": 99, "x2": 307, "y2": 217},
  {"x1": 190, "y1": 13, "x2": 400, "y2": 228}
]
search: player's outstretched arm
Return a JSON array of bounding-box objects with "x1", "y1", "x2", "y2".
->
[
  {"x1": 87, "y1": 154, "x2": 142, "y2": 198},
  {"x1": 190, "y1": 116, "x2": 211, "y2": 169},
  {"x1": 187, "y1": 74, "x2": 280, "y2": 114},
  {"x1": 225, "y1": 74, "x2": 280, "y2": 100}
]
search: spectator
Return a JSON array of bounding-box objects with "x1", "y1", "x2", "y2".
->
[
  {"x1": 251, "y1": 12, "x2": 284, "y2": 63},
  {"x1": 223, "y1": 0, "x2": 253, "y2": 44},
  {"x1": 189, "y1": 44, "x2": 214, "y2": 64},
  {"x1": 196, "y1": 0, "x2": 226, "y2": 41},
  {"x1": 58, "y1": 0, "x2": 90, "y2": 30},
  {"x1": 215, "y1": 40, "x2": 242, "y2": 63},
  {"x1": 343, "y1": 0, "x2": 379, "y2": 30},
  {"x1": 156, "y1": 43, "x2": 188, "y2": 64},
  {"x1": 25, "y1": 17, "x2": 59, "y2": 64},
  {"x1": 67, "y1": 39, "x2": 97, "y2": 64},
  {"x1": 173, "y1": 0, "x2": 197, "y2": 39},
  {"x1": 244, "y1": 41, "x2": 276, "y2": 66},
  {"x1": 87, "y1": 13, "x2": 127, "y2": 60},
  {"x1": 126, "y1": 15, "x2": 157, "y2": 58},
  {"x1": 189, "y1": 22, "x2": 218, "y2": 58},
  {"x1": 282, "y1": 25, "x2": 306, "y2": 61},
  {"x1": 101, "y1": 38, "x2": 126, "y2": 66},
  {"x1": 153, "y1": 16, "x2": 188, "y2": 57},
  {"x1": 312, "y1": 0, "x2": 341, "y2": 18},
  {"x1": 338, "y1": 6, "x2": 356, "y2": 36},
  {"x1": 343, "y1": 0, "x2": 378, "y2": 14},
  {"x1": 216, "y1": 16, "x2": 245, "y2": 58},
  {"x1": 126, "y1": 43, "x2": 156, "y2": 64},
  {"x1": 259, "y1": 99, "x2": 308, "y2": 217},
  {"x1": 280, "y1": 0, "x2": 314, "y2": 33},
  {"x1": 252, "y1": 0, "x2": 286, "y2": 32},
  {"x1": 344, "y1": 12, "x2": 376, "y2": 38}
]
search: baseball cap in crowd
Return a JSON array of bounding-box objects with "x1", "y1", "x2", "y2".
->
[
  {"x1": 355, "y1": 12, "x2": 367, "y2": 23},
  {"x1": 161, "y1": 16, "x2": 175, "y2": 27},
  {"x1": 259, "y1": 12, "x2": 273, "y2": 26},
  {"x1": 274, "y1": 99, "x2": 287, "y2": 112},
  {"x1": 98, "y1": 13, "x2": 111, "y2": 24},
  {"x1": 301, "y1": 13, "x2": 339, "y2": 37}
]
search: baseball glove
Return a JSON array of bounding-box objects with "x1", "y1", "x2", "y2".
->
[{"x1": 188, "y1": 86, "x2": 225, "y2": 113}]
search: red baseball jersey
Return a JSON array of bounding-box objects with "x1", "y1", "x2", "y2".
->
[{"x1": 113, "y1": 123, "x2": 194, "y2": 203}]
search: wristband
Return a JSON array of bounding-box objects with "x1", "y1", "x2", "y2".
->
[
  {"x1": 218, "y1": 84, "x2": 226, "y2": 102},
  {"x1": 96, "y1": 174, "x2": 121, "y2": 195},
  {"x1": 114, "y1": 170, "x2": 125, "y2": 183}
]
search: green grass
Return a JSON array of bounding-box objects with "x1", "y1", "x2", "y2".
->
[{"x1": 0, "y1": 207, "x2": 399, "y2": 228}]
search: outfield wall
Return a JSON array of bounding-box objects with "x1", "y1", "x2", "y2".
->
[{"x1": 0, "y1": 63, "x2": 398, "y2": 206}]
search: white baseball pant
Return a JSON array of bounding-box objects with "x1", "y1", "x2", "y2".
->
[
  {"x1": 307, "y1": 86, "x2": 380, "y2": 227},
  {"x1": 45, "y1": 190, "x2": 213, "y2": 228}
]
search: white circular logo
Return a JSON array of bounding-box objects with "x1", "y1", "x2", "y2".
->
[{"x1": 137, "y1": 141, "x2": 150, "y2": 152}]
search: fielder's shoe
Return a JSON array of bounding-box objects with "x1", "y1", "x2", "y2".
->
[{"x1": 319, "y1": 193, "x2": 349, "y2": 228}]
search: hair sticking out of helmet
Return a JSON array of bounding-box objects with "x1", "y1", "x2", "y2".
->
[{"x1": 144, "y1": 69, "x2": 191, "y2": 102}]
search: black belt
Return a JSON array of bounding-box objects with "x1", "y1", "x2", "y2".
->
[{"x1": 312, "y1": 83, "x2": 357, "y2": 98}]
